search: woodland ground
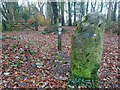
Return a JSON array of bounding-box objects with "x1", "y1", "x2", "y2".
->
[{"x1": 0, "y1": 26, "x2": 119, "y2": 88}]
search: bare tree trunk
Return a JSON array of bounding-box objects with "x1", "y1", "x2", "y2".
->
[
  {"x1": 46, "y1": 1, "x2": 53, "y2": 30},
  {"x1": 91, "y1": 2, "x2": 93, "y2": 12},
  {"x1": 112, "y1": 2, "x2": 117, "y2": 21},
  {"x1": 93, "y1": 0, "x2": 97, "y2": 11},
  {"x1": 107, "y1": 1, "x2": 112, "y2": 22},
  {"x1": 51, "y1": 2, "x2": 58, "y2": 24},
  {"x1": 38, "y1": 2, "x2": 44, "y2": 16},
  {"x1": 28, "y1": 2, "x2": 31, "y2": 17},
  {"x1": 73, "y1": 1, "x2": 76, "y2": 26},
  {"x1": 80, "y1": 2, "x2": 85, "y2": 17},
  {"x1": 86, "y1": 0, "x2": 89, "y2": 14},
  {"x1": 10, "y1": 3, "x2": 15, "y2": 25},
  {"x1": 100, "y1": 0, "x2": 103, "y2": 12},
  {"x1": 68, "y1": 0, "x2": 72, "y2": 26},
  {"x1": 61, "y1": 1, "x2": 65, "y2": 26},
  {"x1": 91, "y1": 0, "x2": 97, "y2": 12},
  {"x1": 46, "y1": 2, "x2": 51, "y2": 20}
]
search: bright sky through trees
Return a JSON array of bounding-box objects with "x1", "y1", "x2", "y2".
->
[{"x1": 18, "y1": 0, "x2": 119, "y2": 23}]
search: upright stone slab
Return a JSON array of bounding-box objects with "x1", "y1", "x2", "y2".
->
[{"x1": 71, "y1": 12, "x2": 105, "y2": 80}]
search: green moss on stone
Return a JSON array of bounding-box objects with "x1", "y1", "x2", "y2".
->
[{"x1": 71, "y1": 12, "x2": 105, "y2": 80}]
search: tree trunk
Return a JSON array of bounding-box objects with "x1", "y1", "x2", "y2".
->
[
  {"x1": 73, "y1": 1, "x2": 76, "y2": 26},
  {"x1": 45, "y1": 2, "x2": 53, "y2": 31},
  {"x1": 107, "y1": 1, "x2": 112, "y2": 22},
  {"x1": 68, "y1": 0, "x2": 72, "y2": 26},
  {"x1": 100, "y1": 0, "x2": 103, "y2": 12},
  {"x1": 91, "y1": 2, "x2": 93, "y2": 12},
  {"x1": 80, "y1": 2, "x2": 85, "y2": 17},
  {"x1": 91, "y1": 0, "x2": 97, "y2": 12},
  {"x1": 46, "y1": 2, "x2": 51, "y2": 20},
  {"x1": 86, "y1": 0, "x2": 89, "y2": 14},
  {"x1": 45, "y1": 1, "x2": 58, "y2": 33},
  {"x1": 51, "y1": 2, "x2": 58, "y2": 24},
  {"x1": 93, "y1": 0, "x2": 97, "y2": 11},
  {"x1": 10, "y1": 5, "x2": 15, "y2": 23},
  {"x1": 38, "y1": 2, "x2": 44, "y2": 16},
  {"x1": 112, "y1": 2, "x2": 117, "y2": 21},
  {"x1": 28, "y1": 2, "x2": 31, "y2": 17},
  {"x1": 61, "y1": 1, "x2": 65, "y2": 26}
]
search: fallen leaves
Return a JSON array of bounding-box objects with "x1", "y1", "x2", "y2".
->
[
  {"x1": 98, "y1": 31, "x2": 119, "y2": 88},
  {"x1": 1, "y1": 27, "x2": 119, "y2": 88}
]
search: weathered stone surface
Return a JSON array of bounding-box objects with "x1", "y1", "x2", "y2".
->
[{"x1": 71, "y1": 12, "x2": 105, "y2": 80}]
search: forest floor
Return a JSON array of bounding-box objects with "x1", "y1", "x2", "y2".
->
[{"x1": 0, "y1": 26, "x2": 119, "y2": 88}]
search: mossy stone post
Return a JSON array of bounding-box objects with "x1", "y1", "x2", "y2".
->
[{"x1": 71, "y1": 12, "x2": 105, "y2": 80}]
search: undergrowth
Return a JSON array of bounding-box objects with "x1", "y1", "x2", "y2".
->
[{"x1": 66, "y1": 75, "x2": 102, "y2": 88}]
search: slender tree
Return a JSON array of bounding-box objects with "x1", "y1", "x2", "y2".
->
[
  {"x1": 91, "y1": 2, "x2": 93, "y2": 12},
  {"x1": 112, "y1": 2, "x2": 117, "y2": 21},
  {"x1": 28, "y1": 2, "x2": 31, "y2": 17},
  {"x1": 107, "y1": 0, "x2": 112, "y2": 22},
  {"x1": 38, "y1": 2, "x2": 44, "y2": 16},
  {"x1": 51, "y1": 2, "x2": 58, "y2": 24},
  {"x1": 73, "y1": 1, "x2": 76, "y2": 26},
  {"x1": 91, "y1": 0, "x2": 97, "y2": 12},
  {"x1": 80, "y1": 1, "x2": 85, "y2": 17},
  {"x1": 46, "y1": 2, "x2": 51, "y2": 20},
  {"x1": 46, "y1": 1, "x2": 54, "y2": 26},
  {"x1": 61, "y1": 1, "x2": 65, "y2": 26},
  {"x1": 86, "y1": 0, "x2": 89, "y2": 14},
  {"x1": 68, "y1": 0, "x2": 72, "y2": 26},
  {"x1": 45, "y1": 1, "x2": 54, "y2": 32},
  {"x1": 100, "y1": 0, "x2": 103, "y2": 12}
]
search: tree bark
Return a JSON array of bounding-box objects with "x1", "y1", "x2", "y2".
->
[
  {"x1": 61, "y1": 1, "x2": 65, "y2": 26},
  {"x1": 91, "y1": 0, "x2": 97, "y2": 12},
  {"x1": 68, "y1": 0, "x2": 72, "y2": 26},
  {"x1": 73, "y1": 1, "x2": 76, "y2": 26},
  {"x1": 51, "y1": 2, "x2": 58, "y2": 24},
  {"x1": 112, "y1": 2, "x2": 117, "y2": 21},
  {"x1": 38, "y1": 2, "x2": 44, "y2": 16},
  {"x1": 86, "y1": 0, "x2": 89, "y2": 14},
  {"x1": 46, "y1": 2, "x2": 51, "y2": 20},
  {"x1": 80, "y1": 2, "x2": 85, "y2": 17},
  {"x1": 100, "y1": 0, "x2": 103, "y2": 12},
  {"x1": 107, "y1": 1, "x2": 112, "y2": 22}
]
